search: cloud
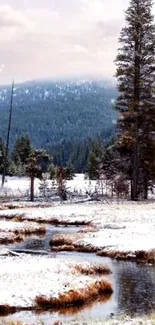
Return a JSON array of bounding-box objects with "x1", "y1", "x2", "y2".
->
[
  {"x1": 0, "y1": 5, "x2": 33, "y2": 30},
  {"x1": 0, "y1": 0, "x2": 154, "y2": 84}
]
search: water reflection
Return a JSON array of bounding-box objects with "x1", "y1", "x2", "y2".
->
[{"x1": 11, "y1": 226, "x2": 79, "y2": 251}]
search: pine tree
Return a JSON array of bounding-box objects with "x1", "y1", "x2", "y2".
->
[
  {"x1": 115, "y1": 0, "x2": 155, "y2": 200},
  {"x1": 12, "y1": 135, "x2": 32, "y2": 166},
  {"x1": 87, "y1": 139, "x2": 103, "y2": 180},
  {"x1": 26, "y1": 149, "x2": 51, "y2": 202}
]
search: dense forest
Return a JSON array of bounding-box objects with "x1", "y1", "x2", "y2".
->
[{"x1": 0, "y1": 79, "x2": 117, "y2": 169}]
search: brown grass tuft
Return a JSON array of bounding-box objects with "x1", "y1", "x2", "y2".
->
[
  {"x1": 49, "y1": 236, "x2": 72, "y2": 247},
  {"x1": 0, "y1": 234, "x2": 23, "y2": 245},
  {"x1": 35, "y1": 279, "x2": 113, "y2": 310},
  {"x1": 52, "y1": 245, "x2": 75, "y2": 252},
  {"x1": 75, "y1": 244, "x2": 97, "y2": 253},
  {"x1": 0, "y1": 304, "x2": 16, "y2": 316},
  {"x1": 14, "y1": 234, "x2": 23, "y2": 242},
  {"x1": 75, "y1": 264, "x2": 111, "y2": 276},
  {"x1": 136, "y1": 249, "x2": 155, "y2": 263},
  {"x1": 14, "y1": 226, "x2": 46, "y2": 236},
  {"x1": 97, "y1": 249, "x2": 130, "y2": 260}
]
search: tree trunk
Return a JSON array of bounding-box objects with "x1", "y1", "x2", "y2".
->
[
  {"x1": 132, "y1": 12, "x2": 140, "y2": 201},
  {"x1": 30, "y1": 176, "x2": 34, "y2": 202},
  {"x1": 131, "y1": 179, "x2": 133, "y2": 200},
  {"x1": 2, "y1": 80, "x2": 14, "y2": 186},
  {"x1": 143, "y1": 176, "x2": 148, "y2": 200}
]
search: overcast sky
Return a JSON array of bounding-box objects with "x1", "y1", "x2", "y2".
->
[{"x1": 0, "y1": 0, "x2": 154, "y2": 85}]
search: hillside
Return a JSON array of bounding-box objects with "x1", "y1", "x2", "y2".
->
[{"x1": 0, "y1": 79, "x2": 117, "y2": 170}]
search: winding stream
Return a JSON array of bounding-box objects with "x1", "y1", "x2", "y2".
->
[{"x1": 1, "y1": 226, "x2": 155, "y2": 323}]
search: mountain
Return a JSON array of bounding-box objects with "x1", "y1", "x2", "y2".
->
[{"x1": 0, "y1": 79, "x2": 118, "y2": 170}]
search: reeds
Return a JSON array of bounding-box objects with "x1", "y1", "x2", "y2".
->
[
  {"x1": 74, "y1": 264, "x2": 111, "y2": 275},
  {"x1": 14, "y1": 226, "x2": 46, "y2": 236},
  {"x1": 50, "y1": 234, "x2": 96, "y2": 253},
  {"x1": 0, "y1": 304, "x2": 16, "y2": 316},
  {"x1": 35, "y1": 279, "x2": 113, "y2": 310},
  {"x1": 0, "y1": 234, "x2": 23, "y2": 245}
]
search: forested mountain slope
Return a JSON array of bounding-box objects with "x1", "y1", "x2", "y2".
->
[{"x1": 0, "y1": 79, "x2": 117, "y2": 151}]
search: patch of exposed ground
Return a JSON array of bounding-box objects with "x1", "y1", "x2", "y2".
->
[{"x1": 0, "y1": 255, "x2": 112, "y2": 315}]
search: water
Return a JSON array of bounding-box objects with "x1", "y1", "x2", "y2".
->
[
  {"x1": 1, "y1": 228, "x2": 155, "y2": 323},
  {"x1": 9, "y1": 225, "x2": 80, "y2": 252}
]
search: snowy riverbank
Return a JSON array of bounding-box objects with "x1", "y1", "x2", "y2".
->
[
  {"x1": 0, "y1": 202, "x2": 155, "y2": 261},
  {"x1": 0, "y1": 254, "x2": 112, "y2": 313}
]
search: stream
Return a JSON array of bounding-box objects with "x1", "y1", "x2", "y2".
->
[{"x1": 1, "y1": 225, "x2": 155, "y2": 323}]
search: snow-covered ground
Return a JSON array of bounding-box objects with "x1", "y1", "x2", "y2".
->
[
  {"x1": 0, "y1": 174, "x2": 98, "y2": 198},
  {"x1": 0, "y1": 202, "x2": 155, "y2": 258},
  {"x1": 0, "y1": 220, "x2": 45, "y2": 234},
  {"x1": 0, "y1": 254, "x2": 111, "y2": 309},
  {"x1": 1, "y1": 316, "x2": 155, "y2": 325},
  {"x1": 0, "y1": 220, "x2": 45, "y2": 245},
  {"x1": 58, "y1": 317, "x2": 155, "y2": 325}
]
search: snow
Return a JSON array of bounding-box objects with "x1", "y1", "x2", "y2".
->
[
  {"x1": 0, "y1": 174, "x2": 101, "y2": 198},
  {"x1": 59, "y1": 317, "x2": 155, "y2": 325},
  {"x1": 0, "y1": 202, "x2": 155, "y2": 255},
  {"x1": 76, "y1": 223, "x2": 155, "y2": 254},
  {"x1": 0, "y1": 255, "x2": 109, "y2": 308},
  {"x1": 0, "y1": 220, "x2": 45, "y2": 234}
]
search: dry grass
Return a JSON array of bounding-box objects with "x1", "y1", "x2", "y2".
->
[
  {"x1": 50, "y1": 233, "x2": 96, "y2": 253},
  {"x1": 97, "y1": 248, "x2": 155, "y2": 264},
  {"x1": 35, "y1": 218, "x2": 91, "y2": 226},
  {"x1": 135, "y1": 249, "x2": 155, "y2": 263},
  {"x1": 14, "y1": 226, "x2": 46, "y2": 236},
  {"x1": 52, "y1": 245, "x2": 75, "y2": 252},
  {"x1": 50, "y1": 233, "x2": 155, "y2": 265},
  {"x1": 0, "y1": 304, "x2": 16, "y2": 316},
  {"x1": 0, "y1": 211, "x2": 91, "y2": 227},
  {"x1": 12, "y1": 216, "x2": 24, "y2": 222},
  {"x1": 74, "y1": 244, "x2": 97, "y2": 253},
  {"x1": 0, "y1": 234, "x2": 23, "y2": 245},
  {"x1": 97, "y1": 249, "x2": 129, "y2": 259},
  {"x1": 35, "y1": 294, "x2": 111, "y2": 317},
  {"x1": 49, "y1": 235, "x2": 73, "y2": 247},
  {"x1": 74, "y1": 264, "x2": 111, "y2": 276},
  {"x1": 51, "y1": 243, "x2": 97, "y2": 253},
  {"x1": 35, "y1": 279, "x2": 113, "y2": 310}
]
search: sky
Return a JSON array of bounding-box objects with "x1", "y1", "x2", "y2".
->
[{"x1": 0, "y1": 0, "x2": 154, "y2": 85}]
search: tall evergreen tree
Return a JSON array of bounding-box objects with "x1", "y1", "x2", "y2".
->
[
  {"x1": 87, "y1": 139, "x2": 103, "y2": 180},
  {"x1": 12, "y1": 135, "x2": 32, "y2": 165},
  {"x1": 26, "y1": 149, "x2": 51, "y2": 201},
  {"x1": 115, "y1": 0, "x2": 155, "y2": 199}
]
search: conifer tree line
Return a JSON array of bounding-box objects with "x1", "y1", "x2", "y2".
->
[{"x1": 115, "y1": 0, "x2": 155, "y2": 200}]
